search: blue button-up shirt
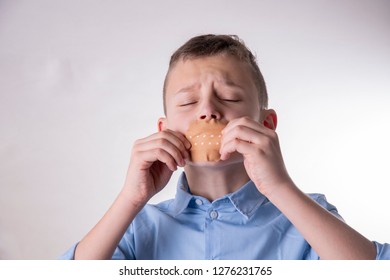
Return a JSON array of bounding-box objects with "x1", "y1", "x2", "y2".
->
[{"x1": 60, "y1": 172, "x2": 390, "y2": 259}]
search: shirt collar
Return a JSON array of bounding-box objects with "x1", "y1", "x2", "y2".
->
[
  {"x1": 171, "y1": 172, "x2": 194, "y2": 215},
  {"x1": 171, "y1": 172, "x2": 267, "y2": 219},
  {"x1": 227, "y1": 179, "x2": 267, "y2": 219}
]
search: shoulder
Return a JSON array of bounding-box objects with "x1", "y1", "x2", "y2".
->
[
  {"x1": 121, "y1": 198, "x2": 175, "y2": 236},
  {"x1": 136, "y1": 199, "x2": 176, "y2": 221}
]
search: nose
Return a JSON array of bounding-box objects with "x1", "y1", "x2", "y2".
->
[
  {"x1": 198, "y1": 99, "x2": 221, "y2": 121},
  {"x1": 200, "y1": 114, "x2": 218, "y2": 120}
]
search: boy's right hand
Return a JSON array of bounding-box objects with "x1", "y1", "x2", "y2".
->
[{"x1": 122, "y1": 130, "x2": 191, "y2": 208}]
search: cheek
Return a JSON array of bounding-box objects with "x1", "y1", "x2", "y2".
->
[
  {"x1": 226, "y1": 102, "x2": 260, "y2": 121},
  {"x1": 165, "y1": 115, "x2": 192, "y2": 134},
  {"x1": 243, "y1": 100, "x2": 261, "y2": 120}
]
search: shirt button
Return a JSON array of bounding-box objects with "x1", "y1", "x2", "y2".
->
[
  {"x1": 209, "y1": 210, "x2": 218, "y2": 219},
  {"x1": 195, "y1": 199, "x2": 203, "y2": 205}
]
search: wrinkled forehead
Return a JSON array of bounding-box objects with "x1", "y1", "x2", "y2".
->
[{"x1": 165, "y1": 55, "x2": 256, "y2": 95}]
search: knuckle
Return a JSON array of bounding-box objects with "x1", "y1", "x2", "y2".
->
[
  {"x1": 131, "y1": 145, "x2": 141, "y2": 156},
  {"x1": 159, "y1": 130, "x2": 168, "y2": 137},
  {"x1": 236, "y1": 125, "x2": 244, "y2": 132},
  {"x1": 156, "y1": 138, "x2": 169, "y2": 147},
  {"x1": 242, "y1": 116, "x2": 251, "y2": 122},
  {"x1": 233, "y1": 125, "x2": 245, "y2": 136},
  {"x1": 258, "y1": 135, "x2": 271, "y2": 148},
  {"x1": 155, "y1": 148, "x2": 165, "y2": 158},
  {"x1": 133, "y1": 138, "x2": 143, "y2": 148},
  {"x1": 174, "y1": 149, "x2": 182, "y2": 158},
  {"x1": 132, "y1": 149, "x2": 141, "y2": 156},
  {"x1": 269, "y1": 131, "x2": 278, "y2": 142}
]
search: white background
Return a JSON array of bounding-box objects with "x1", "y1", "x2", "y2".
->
[{"x1": 0, "y1": 0, "x2": 389, "y2": 259}]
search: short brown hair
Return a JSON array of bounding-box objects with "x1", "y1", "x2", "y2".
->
[{"x1": 163, "y1": 34, "x2": 268, "y2": 114}]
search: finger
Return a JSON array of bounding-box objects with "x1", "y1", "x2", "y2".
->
[
  {"x1": 159, "y1": 130, "x2": 191, "y2": 161},
  {"x1": 220, "y1": 138, "x2": 259, "y2": 161},
  {"x1": 134, "y1": 132, "x2": 189, "y2": 167},
  {"x1": 137, "y1": 130, "x2": 190, "y2": 161},
  {"x1": 221, "y1": 125, "x2": 264, "y2": 146},
  {"x1": 221, "y1": 127, "x2": 277, "y2": 159},
  {"x1": 222, "y1": 117, "x2": 273, "y2": 137},
  {"x1": 135, "y1": 137, "x2": 186, "y2": 167},
  {"x1": 149, "y1": 148, "x2": 179, "y2": 172},
  {"x1": 136, "y1": 147, "x2": 180, "y2": 172},
  {"x1": 165, "y1": 130, "x2": 192, "y2": 160},
  {"x1": 138, "y1": 130, "x2": 188, "y2": 150},
  {"x1": 166, "y1": 130, "x2": 192, "y2": 150}
]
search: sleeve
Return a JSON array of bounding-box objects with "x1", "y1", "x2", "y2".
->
[
  {"x1": 310, "y1": 193, "x2": 390, "y2": 260},
  {"x1": 58, "y1": 222, "x2": 137, "y2": 260},
  {"x1": 57, "y1": 240, "x2": 134, "y2": 260},
  {"x1": 57, "y1": 237, "x2": 135, "y2": 260},
  {"x1": 112, "y1": 223, "x2": 137, "y2": 259},
  {"x1": 374, "y1": 241, "x2": 390, "y2": 260},
  {"x1": 58, "y1": 243, "x2": 78, "y2": 260},
  {"x1": 300, "y1": 194, "x2": 343, "y2": 260}
]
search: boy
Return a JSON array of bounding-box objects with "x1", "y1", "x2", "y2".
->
[{"x1": 61, "y1": 34, "x2": 389, "y2": 259}]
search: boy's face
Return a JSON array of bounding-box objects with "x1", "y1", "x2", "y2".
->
[{"x1": 161, "y1": 54, "x2": 262, "y2": 134}]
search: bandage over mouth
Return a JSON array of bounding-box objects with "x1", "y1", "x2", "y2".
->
[{"x1": 185, "y1": 119, "x2": 227, "y2": 162}]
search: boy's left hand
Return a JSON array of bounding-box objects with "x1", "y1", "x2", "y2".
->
[{"x1": 220, "y1": 116, "x2": 292, "y2": 196}]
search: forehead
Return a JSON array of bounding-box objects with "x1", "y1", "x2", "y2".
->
[{"x1": 165, "y1": 54, "x2": 256, "y2": 94}]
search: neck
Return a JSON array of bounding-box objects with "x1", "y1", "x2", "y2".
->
[{"x1": 184, "y1": 163, "x2": 250, "y2": 202}]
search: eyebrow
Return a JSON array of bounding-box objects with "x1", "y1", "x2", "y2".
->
[
  {"x1": 175, "y1": 79, "x2": 245, "y2": 95},
  {"x1": 222, "y1": 79, "x2": 245, "y2": 91},
  {"x1": 175, "y1": 83, "x2": 200, "y2": 95}
]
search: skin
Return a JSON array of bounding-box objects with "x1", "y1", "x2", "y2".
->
[
  {"x1": 161, "y1": 54, "x2": 281, "y2": 201},
  {"x1": 74, "y1": 54, "x2": 376, "y2": 260}
]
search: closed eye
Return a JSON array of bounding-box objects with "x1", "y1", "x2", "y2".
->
[
  {"x1": 179, "y1": 101, "x2": 197, "y2": 107},
  {"x1": 222, "y1": 99, "x2": 241, "y2": 103}
]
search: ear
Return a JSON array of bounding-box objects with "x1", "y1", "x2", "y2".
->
[
  {"x1": 262, "y1": 109, "x2": 277, "y2": 130},
  {"x1": 157, "y1": 117, "x2": 167, "y2": 132}
]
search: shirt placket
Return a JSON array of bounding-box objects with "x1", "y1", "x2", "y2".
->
[{"x1": 204, "y1": 202, "x2": 222, "y2": 260}]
